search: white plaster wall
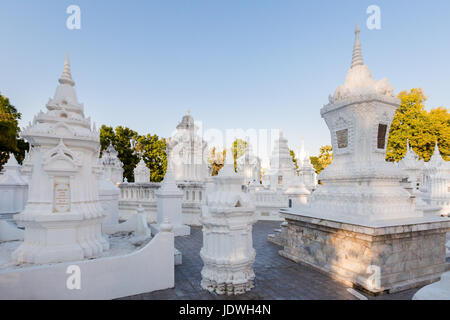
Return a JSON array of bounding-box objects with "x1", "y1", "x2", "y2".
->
[{"x1": 0, "y1": 231, "x2": 174, "y2": 300}]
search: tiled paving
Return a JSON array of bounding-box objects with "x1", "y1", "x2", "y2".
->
[{"x1": 122, "y1": 221, "x2": 421, "y2": 300}]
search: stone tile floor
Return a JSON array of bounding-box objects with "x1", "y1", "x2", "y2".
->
[{"x1": 122, "y1": 221, "x2": 422, "y2": 300}]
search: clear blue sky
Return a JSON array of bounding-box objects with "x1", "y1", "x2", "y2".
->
[{"x1": 0, "y1": 0, "x2": 449, "y2": 166}]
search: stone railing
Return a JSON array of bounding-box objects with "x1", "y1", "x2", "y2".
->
[
  {"x1": 118, "y1": 181, "x2": 205, "y2": 226},
  {"x1": 251, "y1": 189, "x2": 288, "y2": 221}
]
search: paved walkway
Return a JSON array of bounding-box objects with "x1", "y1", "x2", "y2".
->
[{"x1": 122, "y1": 221, "x2": 420, "y2": 300}]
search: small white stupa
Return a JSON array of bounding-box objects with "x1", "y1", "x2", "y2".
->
[
  {"x1": 263, "y1": 130, "x2": 297, "y2": 190},
  {"x1": 12, "y1": 53, "x2": 109, "y2": 264},
  {"x1": 101, "y1": 142, "x2": 124, "y2": 185},
  {"x1": 237, "y1": 138, "x2": 262, "y2": 185},
  {"x1": 423, "y1": 143, "x2": 450, "y2": 216},
  {"x1": 98, "y1": 159, "x2": 120, "y2": 228},
  {"x1": 0, "y1": 154, "x2": 28, "y2": 217},
  {"x1": 200, "y1": 164, "x2": 256, "y2": 295},
  {"x1": 398, "y1": 139, "x2": 424, "y2": 190},
  {"x1": 284, "y1": 176, "x2": 311, "y2": 209},
  {"x1": 167, "y1": 110, "x2": 209, "y2": 182},
  {"x1": 299, "y1": 152, "x2": 317, "y2": 192},
  {"x1": 134, "y1": 158, "x2": 150, "y2": 183},
  {"x1": 153, "y1": 149, "x2": 190, "y2": 236}
]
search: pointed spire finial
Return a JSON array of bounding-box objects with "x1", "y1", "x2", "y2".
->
[
  {"x1": 186, "y1": 109, "x2": 191, "y2": 116},
  {"x1": 59, "y1": 52, "x2": 75, "y2": 86},
  {"x1": 351, "y1": 24, "x2": 364, "y2": 69}
]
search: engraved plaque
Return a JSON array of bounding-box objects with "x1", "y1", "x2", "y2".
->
[
  {"x1": 53, "y1": 182, "x2": 71, "y2": 213},
  {"x1": 336, "y1": 129, "x2": 348, "y2": 149}
]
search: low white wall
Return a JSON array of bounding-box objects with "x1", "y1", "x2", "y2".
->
[{"x1": 0, "y1": 231, "x2": 174, "y2": 300}]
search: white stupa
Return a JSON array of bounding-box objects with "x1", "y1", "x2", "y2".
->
[
  {"x1": 12, "y1": 53, "x2": 109, "y2": 264},
  {"x1": 284, "y1": 176, "x2": 310, "y2": 209},
  {"x1": 237, "y1": 138, "x2": 261, "y2": 185},
  {"x1": 307, "y1": 25, "x2": 420, "y2": 222},
  {"x1": 101, "y1": 142, "x2": 124, "y2": 185},
  {"x1": 299, "y1": 151, "x2": 317, "y2": 192},
  {"x1": 0, "y1": 154, "x2": 28, "y2": 217},
  {"x1": 280, "y1": 26, "x2": 449, "y2": 294},
  {"x1": 263, "y1": 130, "x2": 297, "y2": 190},
  {"x1": 134, "y1": 158, "x2": 150, "y2": 183},
  {"x1": 200, "y1": 164, "x2": 256, "y2": 295},
  {"x1": 154, "y1": 149, "x2": 190, "y2": 236},
  {"x1": 423, "y1": 143, "x2": 450, "y2": 216},
  {"x1": 398, "y1": 139, "x2": 424, "y2": 190},
  {"x1": 167, "y1": 110, "x2": 209, "y2": 182}
]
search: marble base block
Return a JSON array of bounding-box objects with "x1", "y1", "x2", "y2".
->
[{"x1": 280, "y1": 211, "x2": 450, "y2": 294}]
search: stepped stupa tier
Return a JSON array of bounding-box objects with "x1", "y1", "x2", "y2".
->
[
  {"x1": 167, "y1": 110, "x2": 209, "y2": 182},
  {"x1": 13, "y1": 53, "x2": 109, "y2": 264}
]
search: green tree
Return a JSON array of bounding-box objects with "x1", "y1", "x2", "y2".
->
[
  {"x1": 386, "y1": 88, "x2": 449, "y2": 162},
  {"x1": 310, "y1": 145, "x2": 333, "y2": 174},
  {"x1": 208, "y1": 147, "x2": 226, "y2": 176},
  {"x1": 428, "y1": 107, "x2": 450, "y2": 161},
  {"x1": 100, "y1": 125, "x2": 168, "y2": 182},
  {"x1": 386, "y1": 88, "x2": 434, "y2": 162},
  {"x1": 100, "y1": 125, "x2": 140, "y2": 182},
  {"x1": 136, "y1": 134, "x2": 167, "y2": 182},
  {"x1": 0, "y1": 93, "x2": 29, "y2": 170},
  {"x1": 231, "y1": 139, "x2": 247, "y2": 172}
]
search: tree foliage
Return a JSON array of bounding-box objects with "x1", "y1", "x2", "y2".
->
[
  {"x1": 99, "y1": 125, "x2": 167, "y2": 182},
  {"x1": 136, "y1": 134, "x2": 167, "y2": 182},
  {"x1": 231, "y1": 138, "x2": 247, "y2": 172},
  {"x1": 310, "y1": 145, "x2": 333, "y2": 174},
  {"x1": 208, "y1": 147, "x2": 226, "y2": 176},
  {"x1": 0, "y1": 93, "x2": 29, "y2": 170},
  {"x1": 386, "y1": 88, "x2": 449, "y2": 162}
]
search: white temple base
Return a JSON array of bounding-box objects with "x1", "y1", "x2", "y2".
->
[
  {"x1": 0, "y1": 221, "x2": 24, "y2": 242},
  {"x1": 0, "y1": 231, "x2": 174, "y2": 300},
  {"x1": 280, "y1": 209, "x2": 449, "y2": 294},
  {"x1": 13, "y1": 214, "x2": 109, "y2": 265},
  {"x1": 413, "y1": 271, "x2": 450, "y2": 300}
]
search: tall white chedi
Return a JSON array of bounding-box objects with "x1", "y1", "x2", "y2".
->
[
  {"x1": 100, "y1": 142, "x2": 124, "y2": 185},
  {"x1": 134, "y1": 158, "x2": 150, "y2": 183},
  {"x1": 13, "y1": 54, "x2": 109, "y2": 264},
  {"x1": 154, "y1": 149, "x2": 190, "y2": 236},
  {"x1": 168, "y1": 110, "x2": 209, "y2": 182},
  {"x1": 263, "y1": 130, "x2": 296, "y2": 190},
  {"x1": 310, "y1": 25, "x2": 420, "y2": 222},
  {"x1": 200, "y1": 164, "x2": 256, "y2": 295},
  {"x1": 0, "y1": 154, "x2": 28, "y2": 217}
]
